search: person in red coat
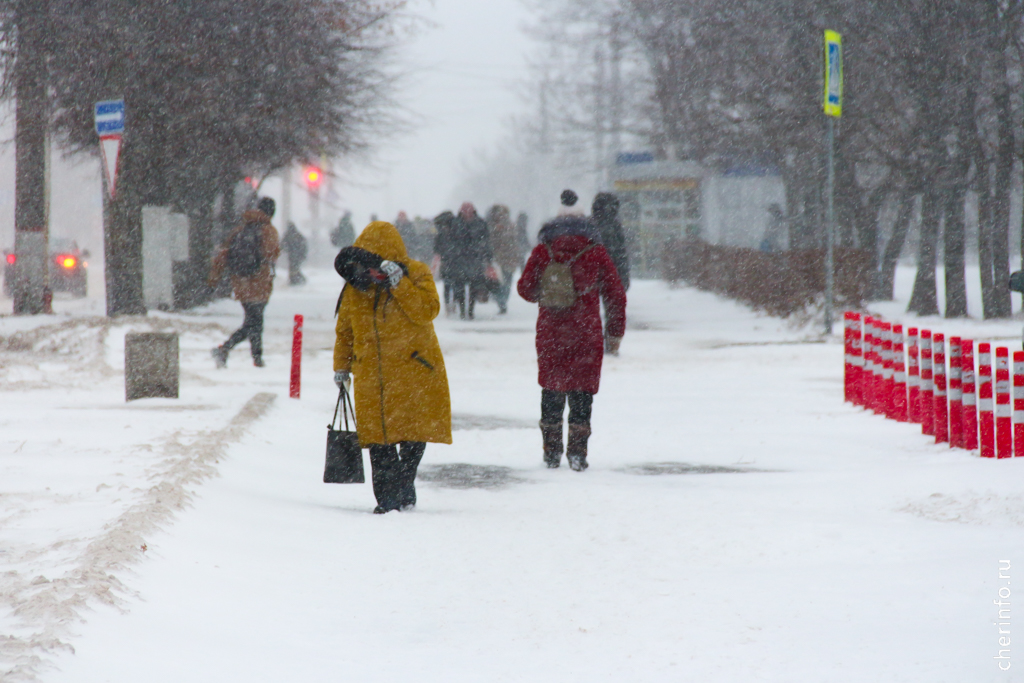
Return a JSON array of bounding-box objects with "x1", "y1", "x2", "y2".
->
[{"x1": 517, "y1": 190, "x2": 627, "y2": 471}]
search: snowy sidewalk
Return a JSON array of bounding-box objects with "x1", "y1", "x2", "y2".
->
[{"x1": 3, "y1": 271, "x2": 1024, "y2": 682}]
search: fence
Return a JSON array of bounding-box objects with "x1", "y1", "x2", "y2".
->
[{"x1": 844, "y1": 310, "x2": 1021, "y2": 458}]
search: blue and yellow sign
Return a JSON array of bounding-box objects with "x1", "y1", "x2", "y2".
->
[{"x1": 824, "y1": 30, "x2": 842, "y2": 117}]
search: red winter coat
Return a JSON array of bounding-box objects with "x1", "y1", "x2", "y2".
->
[{"x1": 518, "y1": 234, "x2": 627, "y2": 394}]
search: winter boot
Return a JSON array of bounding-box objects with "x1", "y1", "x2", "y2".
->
[
  {"x1": 211, "y1": 346, "x2": 228, "y2": 369},
  {"x1": 540, "y1": 420, "x2": 563, "y2": 468},
  {"x1": 566, "y1": 422, "x2": 591, "y2": 472}
]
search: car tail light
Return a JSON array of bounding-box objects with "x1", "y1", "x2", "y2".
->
[
  {"x1": 5, "y1": 254, "x2": 14, "y2": 265},
  {"x1": 59, "y1": 255, "x2": 76, "y2": 269}
]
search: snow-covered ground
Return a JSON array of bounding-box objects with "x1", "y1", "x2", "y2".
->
[{"x1": 2, "y1": 264, "x2": 1023, "y2": 682}]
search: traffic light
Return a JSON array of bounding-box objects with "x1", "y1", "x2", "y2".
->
[{"x1": 304, "y1": 165, "x2": 323, "y2": 191}]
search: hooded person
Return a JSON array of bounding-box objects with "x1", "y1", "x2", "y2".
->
[
  {"x1": 209, "y1": 197, "x2": 281, "y2": 368},
  {"x1": 518, "y1": 190, "x2": 626, "y2": 471},
  {"x1": 333, "y1": 221, "x2": 452, "y2": 513},
  {"x1": 487, "y1": 204, "x2": 523, "y2": 314},
  {"x1": 591, "y1": 192, "x2": 630, "y2": 291},
  {"x1": 449, "y1": 202, "x2": 493, "y2": 319}
]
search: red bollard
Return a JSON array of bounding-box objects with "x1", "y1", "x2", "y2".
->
[
  {"x1": 851, "y1": 314, "x2": 864, "y2": 406},
  {"x1": 948, "y1": 336, "x2": 962, "y2": 448},
  {"x1": 1015, "y1": 352, "x2": 1024, "y2": 458},
  {"x1": 290, "y1": 314, "x2": 303, "y2": 399},
  {"x1": 961, "y1": 340, "x2": 978, "y2": 451},
  {"x1": 920, "y1": 330, "x2": 934, "y2": 436},
  {"x1": 979, "y1": 343, "x2": 995, "y2": 458},
  {"x1": 907, "y1": 328, "x2": 920, "y2": 423},
  {"x1": 996, "y1": 347, "x2": 1012, "y2": 459},
  {"x1": 862, "y1": 317, "x2": 876, "y2": 411},
  {"x1": 882, "y1": 322, "x2": 895, "y2": 418},
  {"x1": 933, "y1": 333, "x2": 948, "y2": 444},
  {"x1": 892, "y1": 324, "x2": 908, "y2": 422},
  {"x1": 844, "y1": 312, "x2": 857, "y2": 404}
]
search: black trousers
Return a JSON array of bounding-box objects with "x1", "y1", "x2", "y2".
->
[
  {"x1": 368, "y1": 441, "x2": 426, "y2": 511},
  {"x1": 224, "y1": 302, "x2": 266, "y2": 360},
  {"x1": 541, "y1": 389, "x2": 593, "y2": 425}
]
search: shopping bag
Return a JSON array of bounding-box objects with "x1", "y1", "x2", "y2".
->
[{"x1": 324, "y1": 386, "x2": 365, "y2": 483}]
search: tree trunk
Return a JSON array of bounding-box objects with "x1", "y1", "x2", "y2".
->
[
  {"x1": 876, "y1": 193, "x2": 914, "y2": 301},
  {"x1": 855, "y1": 185, "x2": 887, "y2": 299},
  {"x1": 978, "y1": 161, "x2": 996, "y2": 317},
  {"x1": 908, "y1": 188, "x2": 941, "y2": 316},
  {"x1": 989, "y1": 89, "x2": 1013, "y2": 318},
  {"x1": 104, "y1": 134, "x2": 147, "y2": 316},
  {"x1": 943, "y1": 186, "x2": 968, "y2": 317}
]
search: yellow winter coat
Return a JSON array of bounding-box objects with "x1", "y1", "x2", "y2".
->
[{"x1": 333, "y1": 221, "x2": 452, "y2": 446}]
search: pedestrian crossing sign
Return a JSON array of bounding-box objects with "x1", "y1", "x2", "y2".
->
[{"x1": 824, "y1": 30, "x2": 842, "y2": 117}]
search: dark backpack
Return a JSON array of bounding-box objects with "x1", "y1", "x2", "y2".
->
[{"x1": 227, "y1": 221, "x2": 264, "y2": 277}]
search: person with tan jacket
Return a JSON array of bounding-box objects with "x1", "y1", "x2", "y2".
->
[
  {"x1": 333, "y1": 221, "x2": 452, "y2": 513},
  {"x1": 209, "y1": 197, "x2": 281, "y2": 368}
]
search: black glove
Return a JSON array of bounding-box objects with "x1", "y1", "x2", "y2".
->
[{"x1": 334, "y1": 247, "x2": 384, "y2": 291}]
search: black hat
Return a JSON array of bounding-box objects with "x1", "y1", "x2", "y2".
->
[
  {"x1": 560, "y1": 189, "x2": 578, "y2": 207},
  {"x1": 257, "y1": 196, "x2": 276, "y2": 217}
]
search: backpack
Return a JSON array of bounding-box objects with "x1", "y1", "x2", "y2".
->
[
  {"x1": 227, "y1": 221, "x2": 264, "y2": 277},
  {"x1": 538, "y1": 243, "x2": 597, "y2": 310}
]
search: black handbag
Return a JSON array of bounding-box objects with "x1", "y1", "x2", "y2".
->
[{"x1": 324, "y1": 386, "x2": 365, "y2": 484}]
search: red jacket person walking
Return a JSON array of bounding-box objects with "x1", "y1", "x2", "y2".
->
[{"x1": 517, "y1": 190, "x2": 626, "y2": 470}]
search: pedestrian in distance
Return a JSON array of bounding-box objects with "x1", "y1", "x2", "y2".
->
[
  {"x1": 331, "y1": 211, "x2": 356, "y2": 248},
  {"x1": 281, "y1": 222, "x2": 308, "y2": 286},
  {"x1": 591, "y1": 192, "x2": 631, "y2": 356},
  {"x1": 333, "y1": 221, "x2": 452, "y2": 514},
  {"x1": 432, "y1": 210, "x2": 457, "y2": 316},
  {"x1": 487, "y1": 204, "x2": 525, "y2": 315},
  {"x1": 449, "y1": 202, "x2": 494, "y2": 320},
  {"x1": 518, "y1": 189, "x2": 626, "y2": 471},
  {"x1": 210, "y1": 197, "x2": 281, "y2": 368}
]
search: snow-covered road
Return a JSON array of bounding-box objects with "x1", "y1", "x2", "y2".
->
[{"x1": 3, "y1": 268, "x2": 1023, "y2": 682}]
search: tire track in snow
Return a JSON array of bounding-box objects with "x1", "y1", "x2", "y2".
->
[{"x1": 0, "y1": 392, "x2": 276, "y2": 682}]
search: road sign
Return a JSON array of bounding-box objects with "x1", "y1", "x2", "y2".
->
[
  {"x1": 824, "y1": 31, "x2": 842, "y2": 117},
  {"x1": 95, "y1": 99, "x2": 124, "y2": 198},
  {"x1": 94, "y1": 99, "x2": 125, "y2": 135}
]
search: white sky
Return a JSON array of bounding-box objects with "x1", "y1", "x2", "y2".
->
[{"x1": 333, "y1": 0, "x2": 533, "y2": 227}]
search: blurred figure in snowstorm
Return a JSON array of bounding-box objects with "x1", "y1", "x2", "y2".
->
[
  {"x1": 516, "y1": 212, "x2": 531, "y2": 258},
  {"x1": 450, "y1": 202, "x2": 492, "y2": 320},
  {"x1": 331, "y1": 210, "x2": 356, "y2": 249},
  {"x1": 333, "y1": 221, "x2": 452, "y2": 513},
  {"x1": 518, "y1": 189, "x2": 626, "y2": 471},
  {"x1": 591, "y1": 193, "x2": 630, "y2": 292},
  {"x1": 487, "y1": 204, "x2": 524, "y2": 314},
  {"x1": 433, "y1": 210, "x2": 457, "y2": 316},
  {"x1": 760, "y1": 204, "x2": 787, "y2": 253},
  {"x1": 394, "y1": 211, "x2": 416, "y2": 251},
  {"x1": 209, "y1": 196, "x2": 281, "y2": 368},
  {"x1": 281, "y1": 222, "x2": 308, "y2": 286}
]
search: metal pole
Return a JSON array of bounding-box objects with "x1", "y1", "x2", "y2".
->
[{"x1": 825, "y1": 117, "x2": 836, "y2": 334}]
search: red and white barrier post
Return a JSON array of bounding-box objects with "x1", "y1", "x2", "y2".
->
[
  {"x1": 932, "y1": 333, "x2": 948, "y2": 444},
  {"x1": 996, "y1": 347, "x2": 1012, "y2": 459},
  {"x1": 961, "y1": 339, "x2": 978, "y2": 451},
  {"x1": 844, "y1": 312, "x2": 858, "y2": 404},
  {"x1": 907, "y1": 327, "x2": 920, "y2": 423},
  {"x1": 979, "y1": 343, "x2": 995, "y2": 458},
  {"x1": 851, "y1": 314, "x2": 864, "y2": 406},
  {"x1": 892, "y1": 324, "x2": 908, "y2": 422},
  {"x1": 862, "y1": 317, "x2": 877, "y2": 411},
  {"x1": 881, "y1": 322, "x2": 894, "y2": 418},
  {"x1": 289, "y1": 314, "x2": 303, "y2": 399},
  {"x1": 1014, "y1": 351, "x2": 1024, "y2": 458},
  {"x1": 948, "y1": 336, "x2": 962, "y2": 448},
  {"x1": 920, "y1": 330, "x2": 934, "y2": 436}
]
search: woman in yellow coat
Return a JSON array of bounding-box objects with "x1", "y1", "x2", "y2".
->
[{"x1": 333, "y1": 221, "x2": 452, "y2": 513}]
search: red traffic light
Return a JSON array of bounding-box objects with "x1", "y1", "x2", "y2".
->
[
  {"x1": 5, "y1": 254, "x2": 15, "y2": 265},
  {"x1": 304, "y1": 165, "x2": 323, "y2": 190}
]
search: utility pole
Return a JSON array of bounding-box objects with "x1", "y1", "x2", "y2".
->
[
  {"x1": 13, "y1": 0, "x2": 50, "y2": 315},
  {"x1": 823, "y1": 30, "x2": 843, "y2": 335},
  {"x1": 594, "y1": 45, "x2": 606, "y2": 185},
  {"x1": 609, "y1": 13, "x2": 623, "y2": 162}
]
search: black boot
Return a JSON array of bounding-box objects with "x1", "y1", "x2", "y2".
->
[
  {"x1": 566, "y1": 422, "x2": 591, "y2": 472},
  {"x1": 540, "y1": 420, "x2": 563, "y2": 468}
]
